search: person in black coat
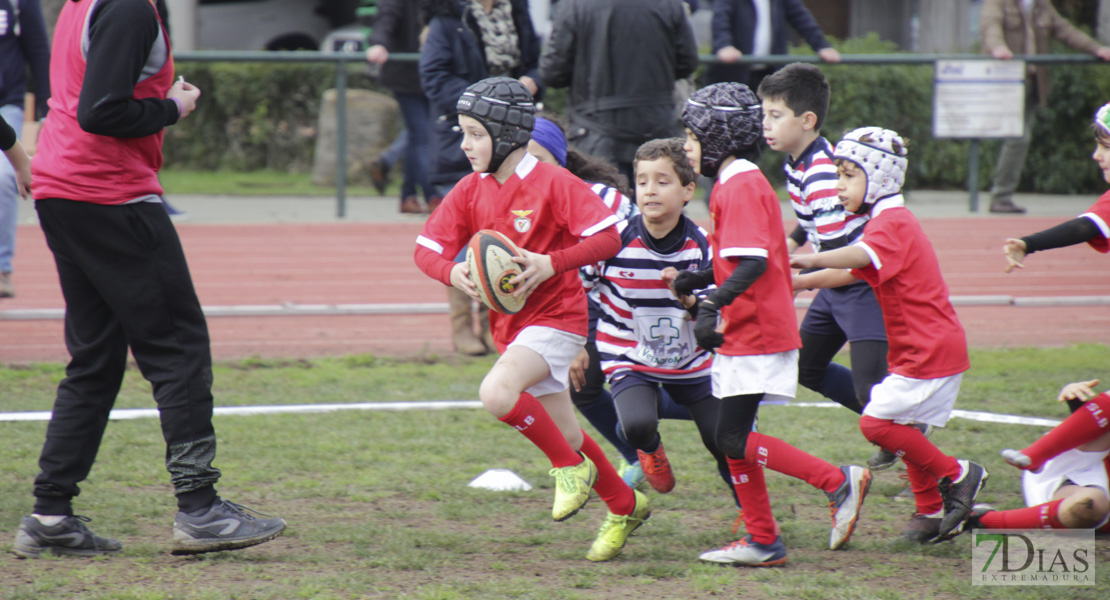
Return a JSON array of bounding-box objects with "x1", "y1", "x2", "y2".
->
[
  {"x1": 541, "y1": 0, "x2": 698, "y2": 185},
  {"x1": 708, "y1": 0, "x2": 840, "y2": 90},
  {"x1": 418, "y1": 0, "x2": 543, "y2": 191}
]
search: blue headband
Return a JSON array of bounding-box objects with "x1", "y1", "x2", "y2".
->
[{"x1": 531, "y1": 117, "x2": 567, "y2": 167}]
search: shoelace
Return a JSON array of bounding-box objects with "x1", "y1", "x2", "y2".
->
[
  {"x1": 641, "y1": 452, "x2": 670, "y2": 475},
  {"x1": 217, "y1": 500, "x2": 277, "y2": 522},
  {"x1": 719, "y1": 538, "x2": 750, "y2": 551},
  {"x1": 549, "y1": 467, "x2": 581, "y2": 494},
  {"x1": 731, "y1": 510, "x2": 745, "y2": 535}
]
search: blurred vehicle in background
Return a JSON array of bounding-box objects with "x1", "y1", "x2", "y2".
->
[{"x1": 197, "y1": 0, "x2": 358, "y2": 50}]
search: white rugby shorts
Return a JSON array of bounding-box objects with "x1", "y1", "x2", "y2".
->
[
  {"x1": 509, "y1": 326, "x2": 587, "y2": 397},
  {"x1": 1023, "y1": 447, "x2": 1110, "y2": 529},
  {"x1": 711, "y1": 350, "x2": 799, "y2": 401},
  {"x1": 863, "y1": 372, "x2": 963, "y2": 428}
]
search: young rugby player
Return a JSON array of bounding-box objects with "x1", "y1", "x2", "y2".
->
[
  {"x1": 414, "y1": 78, "x2": 648, "y2": 561},
  {"x1": 1003, "y1": 102, "x2": 1110, "y2": 272},
  {"x1": 678, "y1": 83, "x2": 871, "y2": 566},
  {"x1": 791, "y1": 127, "x2": 988, "y2": 543}
]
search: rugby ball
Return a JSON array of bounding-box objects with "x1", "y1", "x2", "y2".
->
[{"x1": 466, "y1": 229, "x2": 526, "y2": 315}]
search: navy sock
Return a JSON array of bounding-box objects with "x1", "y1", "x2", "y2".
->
[{"x1": 575, "y1": 389, "x2": 639, "y2": 463}]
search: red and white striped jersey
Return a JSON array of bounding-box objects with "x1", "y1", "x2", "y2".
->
[{"x1": 593, "y1": 215, "x2": 714, "y2": 381}]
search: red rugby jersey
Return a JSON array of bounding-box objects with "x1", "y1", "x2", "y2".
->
[
  {"x1": 850, "y1": 198, "x2": 969, "y2": 380},
  {"x1": 1080, "y1": 190, "x2": 1110, "y2": 253},
  {"x1": 416, "y1": 153, "x2": 619, "y2": 349},
  {"x1": 708, "y1": 159, "x2": 801, "y2": 357}
]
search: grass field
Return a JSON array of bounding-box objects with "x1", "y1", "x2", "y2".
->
[{"x1": 1, "y1": 346, "x2": 1109, "y2": 599}]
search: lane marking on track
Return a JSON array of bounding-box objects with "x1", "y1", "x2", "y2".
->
[{"x1": 0, "y1": 400, "x2": 1061, "y2": 428}]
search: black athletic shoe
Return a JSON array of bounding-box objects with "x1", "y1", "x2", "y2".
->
[
  {"x1": 965, "y1": 504, "x2": 996, "y2": 531},
  {"x1": 12, "y1": 515, "x2": 123, "y2": 558},
  {"x1": 935, "y1": 460, "x2": 988, "y2": 541},
  {"x1": 901, "y1": 512, "x2": 941, "y2": 544},
  {"x1": 172, "y1": 498, "x2": 286, "y2": 555}
]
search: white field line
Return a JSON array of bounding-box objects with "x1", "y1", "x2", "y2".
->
[
  {"x1": 0, "y1": 399, "x2": 1061, "y2": 428},
  {"x1": 3, "y1": 295, "x2": 1110, "y2": 320}
]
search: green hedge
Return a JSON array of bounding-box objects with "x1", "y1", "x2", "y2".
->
[
  {"x1": 165, "y1": 38, "x2": 1110, "y2": 194},
  {"x1": 164, "y1": 62, "x2": 383, "y2": 172}
]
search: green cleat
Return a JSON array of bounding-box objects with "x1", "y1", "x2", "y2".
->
[
  {"x1": 586, "y1": 489, "x2": 651, "y2": 562},
  {"x1": 550, "y1": 456, "x2": 597, "y2": 521}
]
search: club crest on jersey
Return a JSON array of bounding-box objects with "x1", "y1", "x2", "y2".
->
[{"x1": 512, "y1": 210, "x2": 534, "y2": 233}]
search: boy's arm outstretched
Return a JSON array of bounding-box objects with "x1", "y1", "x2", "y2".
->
[{"x1": 1003, "y1": 217, "x2": 1105, "y2": 272}]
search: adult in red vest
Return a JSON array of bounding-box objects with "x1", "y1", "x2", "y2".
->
[{"x1": 12, "y1": 0, "x2": 286, "y2": 559}]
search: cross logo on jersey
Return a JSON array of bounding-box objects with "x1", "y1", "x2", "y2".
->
[
  {"x1": 511, "y1": 210, "x2": 533, "y2": 233},
  {"x1": 649, "y1": 318, "x2": 680, "y2": 345}
]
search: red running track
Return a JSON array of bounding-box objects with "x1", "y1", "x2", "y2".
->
[{"x1": 1, "y1": 217, "x2": 1108, "y2": 364}]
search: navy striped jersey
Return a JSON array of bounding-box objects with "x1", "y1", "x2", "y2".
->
[
  {"x1": 786, "y1": 136, "x2": 868, "y2": 251},
  {"x1": 590, "y1": 214, "x2": 714, "y2": 381}
]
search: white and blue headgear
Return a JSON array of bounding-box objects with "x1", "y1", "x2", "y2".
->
[
  {"x1": 456, "y1": 77, "x2": 536, "y2": 173},
  {"x1": 1095, "y1": 102, "x2": 1110, "y2": 137},
  {"x1": 833, "y1": 127, "x2": 908, "y2": 215}
]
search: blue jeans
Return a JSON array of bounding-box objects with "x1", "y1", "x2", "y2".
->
[
  {"x1": 0, "y1": 103, "x2": 23, "y2": 273},
  {"x1": 395, "y1": 92, "x2": 439, "y2": 202}
]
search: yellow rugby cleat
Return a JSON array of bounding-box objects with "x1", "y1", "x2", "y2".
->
[{"x1": 550, "y1": 456, "x2": 597, "y2": 521}]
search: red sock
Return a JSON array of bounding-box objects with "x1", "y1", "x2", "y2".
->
[
  {"x1": 745, "y1": 432, "x2": 845, "y2": 494},
  {"x1": 979, "y1": 499, "x2": 1065, "y2": 529},
  {"x1": 905, "y1": 461, "x2": 943, "y2": 516},
  {"x1": 727, "y1": 458, "x2": 777, "y2": 545},
  {"x1": 860, "y1": 415, "x2": 960, "y2": 480},
  {"x1": 498, "y1": 394, "x2": 581, "y2": 468},
  {"x1": 578, "y1": 430, "x2": 636, "y2": 515},
  {"x1": 1021, "y1": 394, "x2": 1110, "y2": 471}
]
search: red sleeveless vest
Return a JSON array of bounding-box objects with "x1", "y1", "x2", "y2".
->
[{"x1": 33, "y1": 0, "x2": 174, "y2": 204}]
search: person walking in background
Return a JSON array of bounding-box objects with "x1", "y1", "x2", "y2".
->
[
  {"x1": 0, "y1": 115, "x2": 31, "y2": 200},
  {"x1": 419, "y1": 0, "x2": 544, "y2": 356},
  {"x1": 707, "y1": 0, "x2": 840, "y2": 91},
  {"x1": 980, "y1": 0, "x2": 1110, "y2": 214},
  {"x1": 366, "y1": 0, "x2": 442, "y2": 215},
  {"x1": 0, "y1": 0, "x2": 50, "y2": 298},
  {"x1": 12, "y1": 0, "x2": 285, "y2": 558},
  {"x1": 540, "y1": 0, "x2": 698, "y2": 186}
]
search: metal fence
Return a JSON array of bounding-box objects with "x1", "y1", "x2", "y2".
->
[{"x1": 174, "y1": 51, "x2": 1108, "y2": 217}]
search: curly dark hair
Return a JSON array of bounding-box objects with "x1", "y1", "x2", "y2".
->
[{"x1": 633, "y1": 138, "x2": 697, "y2": 187}]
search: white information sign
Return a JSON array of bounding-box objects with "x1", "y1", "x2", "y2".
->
[{"x1": 933, "y1": 60, "x2": 1026, "y2": 139}]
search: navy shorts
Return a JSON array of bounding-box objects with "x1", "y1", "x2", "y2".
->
[
  {"x1": 800, "y1": 281, "x2": 886, "y2": 342},
  {"x1": 610, "y1": 370, "x2": 712, "y2": 406}
]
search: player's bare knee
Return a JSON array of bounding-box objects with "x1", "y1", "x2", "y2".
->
[
  {"x1": 1061, "y1": 488, "x2": 1110, "y2": 529},
  {"x1": 478, "y1": 376, "x2": 518, "y2": 418}
]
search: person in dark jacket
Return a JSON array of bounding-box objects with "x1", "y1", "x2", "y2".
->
[
  {"x1": 0, "y1": 0, "x2": 50, "y2": 298},
  {"x1": 367, "y1": 0, "x2": 442, "y2": 214},
  {"x1": 540, "y1": 0, "x2": 698, "y2": 185},
  {"x1": 708, "y1": 0, "x2": 840, "y2": 90},
  {"x1": 419, "y1": 0, "x2": 544, "y2": 357},
  {"x1": 419, "y1": 0, "x2": 543, "y2": 191}
]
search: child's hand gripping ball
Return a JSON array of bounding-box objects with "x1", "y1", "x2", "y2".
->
[{"x1": 465, "y1": 230, "x2": 526, "y2": 314}]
